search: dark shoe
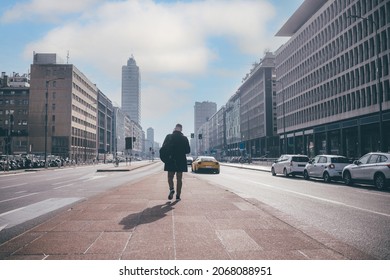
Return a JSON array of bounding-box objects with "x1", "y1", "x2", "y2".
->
[
  {"x1": 168, "y1": 189, "x2": 175, "y2": 200},
  {"x1": 176, "y1": 196, "x2": 181, "y2": 201}
]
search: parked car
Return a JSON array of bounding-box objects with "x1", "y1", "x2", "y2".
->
[
  {"x1": 186, "y1": 156, "x2": 194, "y2": 165},
  {"x1": 303, "y1": 155, "x2": 350, "y2": 182},
  {"x1": 271, "y1": 154, "x2": 309, "y2": 177},
  {"x1": 342, "y1": 152, "x2": 390, "y2": 190},
  {"x1": 192, "y1": 156, "x2": 220, "y2": 174}
]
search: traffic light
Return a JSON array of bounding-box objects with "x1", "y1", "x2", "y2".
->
[{"x1": 125, "y1": 137, "x2": 133, "y2": 149}]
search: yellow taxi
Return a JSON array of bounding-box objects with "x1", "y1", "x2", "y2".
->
[{"x1": 191, "y1": 156, "x2": 220, "y2": 174}]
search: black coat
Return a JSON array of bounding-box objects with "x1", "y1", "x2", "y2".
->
[{"x1": 163, "y1": 131, "x2": 190, "y2": 172}]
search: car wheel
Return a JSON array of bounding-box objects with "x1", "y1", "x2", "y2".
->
[
  {"x1": 283, "y1": 168, "x2": 289, "y2": 177},
  {"x1": 323, "y1": 172, "x2": 331, "y2": 183},
  {"x1": 303, "y1": 170, "x2": 310, "y2": 180},
  {"x1": 374, "y1": 173, "x2": 385, "y2": 190},
  {"x1": 343, "y1": 171, "x2": 353, "y2": 186},
  {"x1": 271, "y1": 167, "x2": 276, "y2": 176}
]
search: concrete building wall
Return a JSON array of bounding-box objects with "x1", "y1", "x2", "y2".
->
[
  {"x1": 275, "y1": 0, "x2": 390, "y2": 156},
  {"x1": 29, "y1": 56, "x2": 98, "y2": 161}
]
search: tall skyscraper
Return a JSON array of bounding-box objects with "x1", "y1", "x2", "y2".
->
[
  {"x1": 194, "y1": 101, "x2": 217, "y2": 154},
  {"x1": 122, "y1": 55, "x2": 140, "y2": 124},
  {"x1": 146, "y1": 127, "x2": 154, "y2": 151},
  {"x1": 194, "y1": 101, "x2": 217, "y2": 134}
]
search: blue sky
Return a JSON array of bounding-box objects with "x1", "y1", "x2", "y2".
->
[{"x1": 0, "y1": 0, "x2": 304, "y2": 143}]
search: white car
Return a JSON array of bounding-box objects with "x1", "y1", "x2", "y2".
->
[
  {"x1": 303, "y1": 155, "x2": 350, "y2": 183},
  {"x1": 342, "y1": 152, "x2": 390, "y2": 190},
  {"x1": 271, "y1": 154, "x2": 309, "y2": 177},
  {"x1": 186, "y1": 156, "x2": 194, "y2": 165}
]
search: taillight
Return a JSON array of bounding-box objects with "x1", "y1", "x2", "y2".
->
[
  {"x1": 386, "y1": 164, "x2": 390, "y2": 169},
  {"x1": 328, "y1": 164, "x2": 335, "y2": 169}
]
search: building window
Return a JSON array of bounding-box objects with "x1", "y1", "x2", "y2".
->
[
  {"x1": 361, "y1": 88, "x2": 366, "y2": 107},
  {"x1": 356, "y1": 90, "x2": 361, "y2": 109},
  {"x1": 384, "y1": 80, "x2": 390, "y2": 101},
  {"x1": 366, "y1": 87, "x2": 372, "y2": 106}
]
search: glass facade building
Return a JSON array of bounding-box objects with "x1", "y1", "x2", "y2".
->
[{"x1": 275, "y1": 0, "x2": 390, "y2": 158}]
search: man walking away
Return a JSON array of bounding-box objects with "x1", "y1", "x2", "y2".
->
[{"x1": 162, "y1": 124, "x2": 190, "y2": 200}]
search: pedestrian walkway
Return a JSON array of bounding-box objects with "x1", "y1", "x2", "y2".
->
[{"x1": 0, "y1": 168, "x2": 373, "y2": 260}]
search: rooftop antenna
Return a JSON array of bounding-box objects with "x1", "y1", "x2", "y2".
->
[{"x1": 67, "y1": 50, "x2": 70, "y2": 64}]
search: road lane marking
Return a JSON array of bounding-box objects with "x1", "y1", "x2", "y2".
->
[
  {"x1": 54, "y1": 183, "x2": 75, "y2": 190},
  {"x1": 0, "y1": 197, "x2": 83, "y2": 230},
  {"x1": 82, "y1": 175, "x2": 107, "y2": 182},
  {"x1": 0, "y1": 183, "x2": 28, "y2": 189},
  {"x1": 0, "y1": 193, "x2": 39, "y2": 204},
  {"x1": 0, "y1": 206, "x2": 27, "y2": 217},
  {"x1": 248, "y1": 180, "x2": 390, "y2": 218}
]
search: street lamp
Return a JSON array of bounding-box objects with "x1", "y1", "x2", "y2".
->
[
  {"x1": 44, "y1": 77, "x2": 64, "y2": 168},
  {"x1": 348, "y1": 15, "x2": 383, "y2": 151}
]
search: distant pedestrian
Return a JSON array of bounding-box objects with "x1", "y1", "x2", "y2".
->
[{"x1": 161, "y1": 123, "x2": 190, "y2": 200}]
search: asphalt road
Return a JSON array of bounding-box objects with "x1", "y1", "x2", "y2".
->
[
  {"x1": 199, "y1": 165, "x2": 390, "y2": 260},
  {"x1": 1, "y1": 161, "x2": 389, "y2": 259},
  {"x1": 0, "y1": 161, "x2": 161, "y2": 243}
]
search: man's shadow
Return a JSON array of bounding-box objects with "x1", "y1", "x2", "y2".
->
[{"x1": 120, "y1": 201, "x2": 179, "y2": 230}]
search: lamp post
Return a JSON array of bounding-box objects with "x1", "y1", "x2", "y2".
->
[
  {"x1": 348, "y1": 15, "x2": 383, "y2": 151},
  {"x1": 44, "y1": 77, "x2": 64, "y2": 168}
]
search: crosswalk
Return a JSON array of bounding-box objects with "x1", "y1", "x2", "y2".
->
[{"x1": 0, "y1": 197, "x2": 83, "y2": 231}]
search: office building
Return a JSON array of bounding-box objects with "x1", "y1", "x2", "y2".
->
[
  {"x1": 194, "y1": 101, "x2": 217, "y2": 154},
  {"x1": 238, "y1": 52, "x2": 278, "y2": 157},
  {"x1": 275, "y1": 0, "x2": 390, "y2": 157},
  {"x1": 0, "y1": 72, "x2": 30, "y2": 154},
  {"x1": 29, "y1": 53, "x2": 98, "y2": 162},
  {"x1": 122, "y1": 55, "x2": 141, "y2": 124},
  {"x1": 97, "y1": 90, "x2": 113, "y2": 161},
  {"x1": 194, "y1": 101, "x2": 217, "y2": 134}
]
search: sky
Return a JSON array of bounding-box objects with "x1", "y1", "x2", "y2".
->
[{"x1": 0, "y1": 0, "x2": 304, "y2": 144}]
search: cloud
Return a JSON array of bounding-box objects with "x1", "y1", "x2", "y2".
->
[
  {"x1": 1, "y1": 0, "x2": 104, "y2": 23},
  {"x1": 142, "y1": 75, "x2": 192, "y2": 118},
  {"x1": 3, "y1": 0, "x2": 284, "y2": 142},
  {"x1": 21, "y1": 0, "x2": 277, "y2": 75}
]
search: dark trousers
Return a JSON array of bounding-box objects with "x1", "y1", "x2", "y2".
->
[{"x1": 168, "y1": 171, "x2": 183, "y2": 197}]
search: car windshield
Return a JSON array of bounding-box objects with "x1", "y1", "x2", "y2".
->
[
  {"x1": 200, "y1": 157, "x2": 216, "y2": 162},
  {"x1": 291, "y1": 156, "x2": 309, "y2": 162},
  {"x1": 331, "y1": 157, "x2": 349, "y2": 163}
]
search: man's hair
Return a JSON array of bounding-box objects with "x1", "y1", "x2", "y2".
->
[{"x1": 175, "y1": 124, "x2": 182, "y2": 131}]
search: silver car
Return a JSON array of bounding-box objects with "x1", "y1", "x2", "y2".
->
[
  {"x1": 271, "y1": 154, "x2": 309, "y2": 177},
  {"x1": 303, "y1": 155, "x2": 350, "y2": 183},
  {"x1": 342, "y1": 152, "x2": 390, "y2": 190}
]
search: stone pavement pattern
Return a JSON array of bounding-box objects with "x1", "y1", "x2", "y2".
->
[{"x1": 0, "y1": 168, "x2": 373, "y2": 260}]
